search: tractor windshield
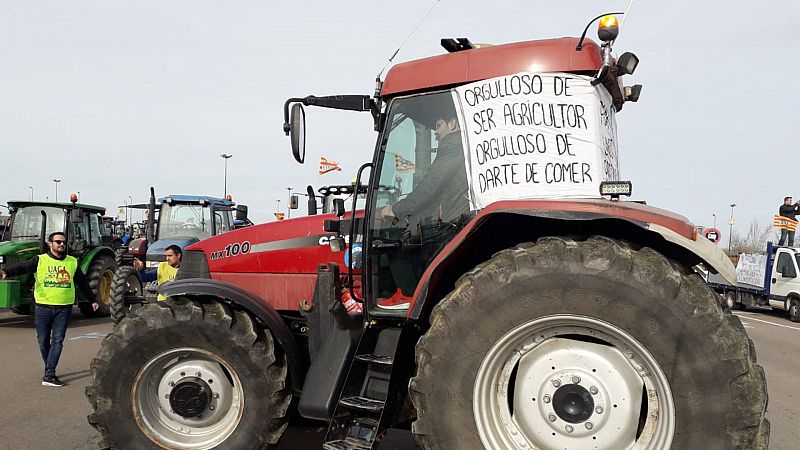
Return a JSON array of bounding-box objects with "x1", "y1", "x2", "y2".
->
[
  {"x1": 158, "y1": 203, "x2": 213, "y2": 240},
  {"x1": 9, "y1": 206, "x2": 66, "y2": 242}
]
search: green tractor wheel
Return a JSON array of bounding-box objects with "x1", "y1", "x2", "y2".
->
[{"x1": 80, "y1": 255, "x2": 116, "y2": 318}]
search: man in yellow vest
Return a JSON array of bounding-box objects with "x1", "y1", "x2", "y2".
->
[
  {"x1": 0, "y1": 232, "x2": 99, "y2": 387},
  {"x1": 133, "y1": 244, "x2": 181, "y2": 300}
]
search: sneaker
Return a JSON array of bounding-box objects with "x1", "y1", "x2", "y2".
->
[
  {"x1": 377, "y1": 288, "x2": 412, "y2": 310},
  {"x1": 42, "y1": 375, "x2": 64, "y2": 387}
]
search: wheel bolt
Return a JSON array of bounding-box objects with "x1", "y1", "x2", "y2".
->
[
  {"x1": 214, "y1": 393, "x2": 220, "y2": 399},
  {"x1": 585, "y1": 422, "x2": 594, "y2": 430},
  {"x1": 571, "y1": 376, "x2": 581, "y2": 384},
  {"x1": 543, "y1": 395, "x2": 551, "y2": 404},
  {"x1": 590, "y1": 386, "x2": 598, "y2": 395},
  {"x1": 209, "y1": 405, "x2": 215, "y2": 410},
  {"x1": 595, "y1": 406, "x2": 603, "y2": 414},
  {"x1": 164, "y1": 394, "x2": 169, "y2": 399},
  {"x1": 548, "y1": 414, "x2": 557, "y2": 422},
  {"x1": 565, "y1": 425, "x2": 573, "y2": 433},
  {"x1": 168, "y1": 381, "x2": 175, "y2": 387},
  {"x1": 196, "y1": 372, "x2": 202, "y2": 377},
  {"x1": 552, "y1": 379, "x2": 561, "y2": 387}
]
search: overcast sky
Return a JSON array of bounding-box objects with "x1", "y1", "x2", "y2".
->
[{"x1": 1, "y1": 0, "x2": 798, "y2": 244}]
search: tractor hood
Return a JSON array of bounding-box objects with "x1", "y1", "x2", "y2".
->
[{"x1": 0, "y1": 239, "x2": 39, "y2": 257}]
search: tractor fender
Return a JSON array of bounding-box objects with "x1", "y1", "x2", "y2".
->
[
  {"x1": 647, "y1": 223, "x2": 736, "y2": 284},
  {"x1": 159, "y1": 278, "x2": 304, "y2": 394},
  {"x1": 79, "y1": 247, "x2": 117, "y2": 274},
  {"x1": 407, "y1": 206, "x2": 736, "y2": 321}
]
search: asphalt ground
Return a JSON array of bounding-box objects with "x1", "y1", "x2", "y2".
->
[{"x1": 0, "y1": 307, "x2": 794, "y2": 449}]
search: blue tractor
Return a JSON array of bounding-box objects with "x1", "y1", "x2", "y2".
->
[{"x1": 109, "y1": 188, "x2": 247, "y2": 323}]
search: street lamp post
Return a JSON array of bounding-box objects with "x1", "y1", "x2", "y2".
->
[
  {"x1": 728, "y1": 203, "x2": 736, "y2": 254},
  {"x1": 53, "y1": 179, "x2": 61, "y2": 202},
  {"x1": 220, "y1": 154, "x2": 233, "y2": 198},
  {"x1": 712, "y1": 213, "x2": 716, "y2": 229},
  {"x1": 28, "y1": 186, "x2": 33, "y2": 201}
]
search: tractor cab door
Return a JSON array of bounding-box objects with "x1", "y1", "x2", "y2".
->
[
  {"x1": 365, "y1": 91, "x2": 470, "y2": 315},
  {"x1": 68, "y1": 210, "x2": 92, "y2": 257}
]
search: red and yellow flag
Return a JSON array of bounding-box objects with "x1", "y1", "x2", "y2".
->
[
  {"x1": 394, "y1": 154, "x2": 415, "y2": 173},
  {"x1": 773, "y1": 215, "x2": 798, "y2": 231},
  {"x1": 319, "y1": 157, "x2": 342, "y2": 175}
]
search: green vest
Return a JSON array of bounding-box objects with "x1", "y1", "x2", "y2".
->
[
  {"x1": 156, "y1": 262, "x2": 179, "y2": 301},
  {"x1": 34, "y1": 253, "x2": 79, "y2": 306}
]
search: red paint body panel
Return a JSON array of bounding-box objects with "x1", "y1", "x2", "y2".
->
[
  {"x1": 381, "y1": 38, "x2": 603, "y2": 97},
  {"x1": 186, "y1": 214, "x2": 345, "y2": 312},
  {"x1": 405, "y1": 199, "x2": 695, "y2": 317}
]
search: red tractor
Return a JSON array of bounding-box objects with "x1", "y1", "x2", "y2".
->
[{"x1": 87, "y1": 16, "x2": 768, "y2": 450}]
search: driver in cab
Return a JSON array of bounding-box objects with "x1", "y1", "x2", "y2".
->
[{"x1": 377, "y1": 112, "x2": 468, "y2": 225}]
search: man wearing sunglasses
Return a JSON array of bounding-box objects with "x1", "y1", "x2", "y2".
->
[{"x1": 0, "y1": 231, "x2": 99, "y2": 387}]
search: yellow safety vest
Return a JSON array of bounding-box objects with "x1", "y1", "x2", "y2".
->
[
  {"x1": 34, "y1": 253, "x2": 79, "y2": 306},
  {"x1": 156, "y1": 262, "x2": 179, "y2": 301}
]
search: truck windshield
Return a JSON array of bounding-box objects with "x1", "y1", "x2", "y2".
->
[
  {"x1": 9, "y1": 206, "x2": 66, "y2": 241},
  {"x1": 158, "y1": 203, "x2": 212, "y2": 240}
]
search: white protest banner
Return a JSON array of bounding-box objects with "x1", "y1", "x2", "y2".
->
[
  {"x1": 736, "y1": 253, "x2": 767, "y2": 288},
  {"x1": 452, "y1": 72, "x2": 619, "y2": 210}
]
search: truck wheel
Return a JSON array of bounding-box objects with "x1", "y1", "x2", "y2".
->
[
  {"x1": 86, "y1": 298, "x2": 291, "y2": 449},
  {"x1": 788, "y1": 298, "x2": 800, "y2": 322},
  {"x1": 109, "y1": 266, "x2": 142, "y2": 325},
  {"x1": 80, "y1": 255, "x2": 116, "y2": 318},
  {"x1": 725, "y1": 291, "x2": 745, "y2": 310},
  {"x1": 409, "y1": 236, "x2": 769, "y2": 450}
]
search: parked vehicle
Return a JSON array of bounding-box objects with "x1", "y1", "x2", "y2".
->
[
  {"x1": 87, "y1": 16, "x2": 768, "y2": 449},
  {"x1": 708, "y1": 241, "x2": 800, "y2": 321},
  {"x1": 0, "y1": 196, "x2": 117, "y2": 317},
  {"x1": 108, "y1": 188, "x2": 247, "y2": 323}
]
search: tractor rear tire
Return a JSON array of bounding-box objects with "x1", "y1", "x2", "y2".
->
[
  {"x1": 86, "y1": 298, "x2": 291, "y2": 449},
  {"x1": 409, "y1": 236, "x2": 769, "y2": 450},
  {"x1": 80, "y1": 255, "x2": 116, "y2": 318},
  {"x1": 109, "y1": 266, "x2": 142, "y2": 325}
]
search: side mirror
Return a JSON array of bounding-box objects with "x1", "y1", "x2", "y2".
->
[
  {"x1": 329, "y1": 236, "x2": 346, "y2": 252},
  {"x1": 235, "y1": 205, "x2": 248, "y2": 221},
  {"x1": 333, "y1": 199, "x2": 346, "y2": 218},
  {"x1": 289, "y1": 103, "x2": 306, "y2": 164},
  {"x1": 289, "y1": 194, "x2": 299, "y2": 210}
]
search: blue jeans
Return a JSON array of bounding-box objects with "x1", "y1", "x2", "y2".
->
[{"x1": 34, "y1": 305, "x2": 71, "y2": 377}]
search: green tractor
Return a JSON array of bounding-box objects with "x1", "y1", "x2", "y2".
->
[{"x1": 0, "y1": 198, "x2": 117, "y2": 318}]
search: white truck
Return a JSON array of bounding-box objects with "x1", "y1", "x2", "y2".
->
[{"x1": 708, "y1": 241, "x2": 800, "y2": 321}]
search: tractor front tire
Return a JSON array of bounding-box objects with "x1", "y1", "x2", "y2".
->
[
  {"x1": 80, "y1": 255, "x2": 116, "y2": 318},
  {"x1": 109, "y1": 265, "x2": 142, "y2": 325},
  {"x1": 409, "y1": 236, "x2": 768, "y2": 450},
  {"x1": 86, "y1": 298, "x2": 291, "y2": 449}
]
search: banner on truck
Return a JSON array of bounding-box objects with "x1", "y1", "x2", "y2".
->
[
  {"x1": 453, "y1": 72, "x2": 619, "y2": 210},
  {"x1": 736, "y1": 253, "x2": 768, "y2": 288}
]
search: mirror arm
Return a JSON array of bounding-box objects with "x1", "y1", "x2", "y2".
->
[{"x1": 283, "y1": 95, "x2": 375, "y2": 135}]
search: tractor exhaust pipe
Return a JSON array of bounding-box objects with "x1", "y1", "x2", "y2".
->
[
  {"x1": 147, "y1": 187, "x2": 156, "y2": 243},
  {"x1": 40, "y1": 210, "x2": 48, "y2": 254}
]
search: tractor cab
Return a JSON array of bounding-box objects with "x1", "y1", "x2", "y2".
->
[{"x1": 145, "y1": 195, "x2": 236, "y2": 268}]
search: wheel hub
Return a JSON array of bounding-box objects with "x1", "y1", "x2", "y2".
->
[
  {"x1": 169, "y1": 378, "x2": 212, "y2": 418},
  {"x1": 552, "y1": 384, "x2": 594, "y2": 424}
]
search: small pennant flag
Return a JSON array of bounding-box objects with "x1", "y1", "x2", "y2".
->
[
  {"x1": 394, "y1": 154, "x2": 415, "y2": 173},
  {"x1": 319, "y1": 156, "x2": 342, "y2": 175},
  {"x1": 274, "y1": 212, "x2": 285, "y2": 221},
  {"x1": 773, "y1": 215, "x2": 798, "y2": 231}
]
